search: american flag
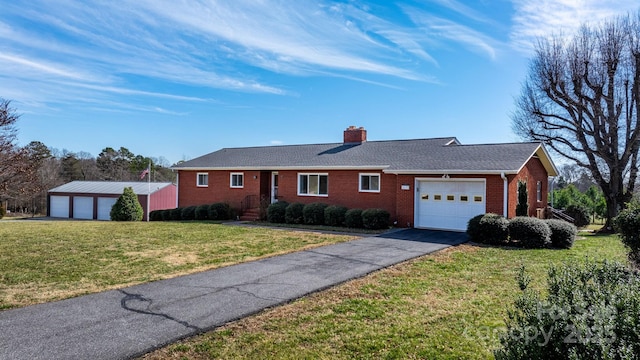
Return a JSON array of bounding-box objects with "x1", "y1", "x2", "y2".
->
[{"x1": 139, "y1": 165, "x2": 149, "y2": 180}]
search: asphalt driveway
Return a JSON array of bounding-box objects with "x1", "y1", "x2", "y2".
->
[{"x1": 0, "y1": 228, "x2": 467, "y2": 360}]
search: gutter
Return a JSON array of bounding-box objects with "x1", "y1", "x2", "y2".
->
[{"x1": 501, "y1": 172, "x2": 508, "y2": 218}]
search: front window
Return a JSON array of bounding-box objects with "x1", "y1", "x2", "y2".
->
[
  {"x1": 298, "y1": 173, "x2": 328, "y2": 196},
  {"x1": 537, "y1": 181, "x2": 542, "y2": 202},
  {"x1": 197, "y1": 173, "x2": 208, "y2": 187},
  {"x1": 230, "y1": 173, "x2": 244, "y2": 188},
  {"x1": 359, "y1": 173, "x2": 380, "y2": 192}
]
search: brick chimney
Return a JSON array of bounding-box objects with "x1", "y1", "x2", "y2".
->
[{"x1": 343, "y1": 126, "x2": 367, "y2": 143}]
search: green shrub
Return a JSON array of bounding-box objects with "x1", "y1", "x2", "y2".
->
[
  {"x1": 324, "y1": 205, "x2": 348, "y2": 227},
  {"x1": 181, "y1": 206, "x2": 197, "y2": 220},
  {"x1": 495, "y1": 260, "x2": 640, "y2": 360},
  {"x1": 614, "y1": 207, "x2": 640, "y2": 268},
  {"x1": 110, "y1": 187, "x2": 143, "y2": 221},
  {"x1": 149, "y1": 210, "x2": 163, "y2": 221},
  {"x1": 508, "y1": 217, "x2": 551, "y2": 248},
  {"x1": 345, "y1": 208, "x2": 363, "y2": 228},
  {"x1": 0, "y1": 205, "x2": 5, "y2": 219},
  {"x1": 546, "y1": 219, "x2": 577, "y2": 249},
  {"x1": 170, "y1": 208, "x2": 182, "y2": 221},
  {"x1": 195, "y1": 205, "x2": 209, "y2": 220},
  {"x1": 466, "y1": 214, "x2": 485, "y2": 242},
  {"x1": 303, "y1": 203, "x2": 328, "y2": 225},
  {"x1": 267, "y1": 201, "x2": 289, "y2": 223},
  {"x1": 208, "y1": 202, "x2": 231, "y2": 220},
  {"x1": 565, "y1": 204, "x2": 590, "y2": 228},
  {"x1": 515, "y1": 180, "x2": 529, "y2": 217},
  {"x1": 361, "y1": 208, "x2": 390, "y2": 230},
  {"x1": 467, "y1": 213, "x2": 509, "y2": 245},
  {"x1": 285, "y1": 203, "x2": 305, "y2": 224},
  {"x1": 160, "y1": 209, "x2": 172, "y2": 221}
]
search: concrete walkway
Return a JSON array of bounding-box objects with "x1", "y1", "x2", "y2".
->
[{"x1": 0, "y1": 229, "x2": 467, "y2": 360}]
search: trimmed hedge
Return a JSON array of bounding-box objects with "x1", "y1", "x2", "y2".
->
[
  {"x1": 345, "y1": 208, "x2": 363, "y2": 228},
  {"x1": 508, "y1": 217, "x2": 551, "y2": 249},
  {"x1": 362, "y1": 208, "x2": 390, "y2": 230},
  {"x1": 324, "y1": 205, "x2": 348, "y2": 227},
  {"x1": 149, "y1": 210, "x2": 163, "y2": 221},
  {"x1": 208, "y1": 202, "x2": 231, "y2": 220},
  {"x1": 285, "y1": 203, "x2": 305, "y2": 224},
  {"x1": 614, "y1": 207, "x2": 640, "y2": 268},
  {"x1": 195, "y1": 205, "x2": 209, "y2": 220},
  {"x1": 161, "y1": 209, "x2": 172, "y2": 221},
  {"x1": 169, "y1": 208, "x2": 182, "y2": 221},
  {"x1": 181, "y1": 206, "x2": 197, "y2": 220},
  {"x1": 303, "y1": 203, "x2": 328, "y2": 225},
  {"x1": 267, "y1": 201, "x2": 289, "y2": 223},
  {"x1": 565, "y1": 204, "x2": 590, "y2": 228},
  {"x1": 546, "y1": 219, "x2": 577, "y2": 249},
  {"x1": 467, "y1": 213, "x2": 509, "y2": 245}
]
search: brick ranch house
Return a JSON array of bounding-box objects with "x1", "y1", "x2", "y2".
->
[{"x1": 172, "y1": 126, "x2": 558, "y2": 231}]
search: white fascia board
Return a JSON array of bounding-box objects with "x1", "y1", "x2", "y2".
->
[
  {"x1": 383, "y1": 169, "x2": 519, "y2": 175},
  {"x1": 514, "y1": 144, "x2": 559, "y2": 177},
  {"x1": 172, "y1": 165, "x2": 390, "y2": 171}
]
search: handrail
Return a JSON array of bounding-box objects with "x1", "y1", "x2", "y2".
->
[
  {"x1": 240, "y1": 194, "x2": 259, "y2": 214},
  {"x1": 547, "y1": 206, "x2": 575, "y2": 224}
]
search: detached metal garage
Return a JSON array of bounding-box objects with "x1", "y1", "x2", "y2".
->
[{"x1": 47, "y1": 181, "x2": 177, "y2": 221}]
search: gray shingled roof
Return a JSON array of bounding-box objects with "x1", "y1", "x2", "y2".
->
[
  {"x1": 173, "y1": 137, "x2": 555, "y2": 175},
  {"x1": 48, "y1": 181, "x2": 174, "y2": 195}
]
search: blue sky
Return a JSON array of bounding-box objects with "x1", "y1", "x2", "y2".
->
[{"x1": 1, "y1": 1, "x2": 638, "y2": 165}]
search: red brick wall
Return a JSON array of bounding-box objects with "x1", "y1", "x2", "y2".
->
[
  {"x1": 507, "y1": 157, "x2": 548, "y2": 218},
  {"x1": 178, "y1": 170, "x2": 262, "y2": 210}
]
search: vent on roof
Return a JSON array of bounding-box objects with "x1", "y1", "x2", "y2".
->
[{"x1": 343, "y1": 125, "x2": 367, "y2": 143}]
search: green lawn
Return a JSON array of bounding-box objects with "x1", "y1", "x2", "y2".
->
[
  {"x1": 142, "y1": 233, "x2": 627, "y2": 360},
  {"x1": 0, "y1": 221, "x2": 353, "y2": 309}
]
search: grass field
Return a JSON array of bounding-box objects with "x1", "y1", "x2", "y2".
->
[
  {"x1": 0, "y1": 221, "x2": 353, "y2": 309},
  {"x1": 142, "y1": 233, "x2": 627, "y2": 360}
]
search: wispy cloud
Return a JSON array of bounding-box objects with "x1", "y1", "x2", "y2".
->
[{"x1": 510, "y1": 0, "x2": 640, "y2": 52}]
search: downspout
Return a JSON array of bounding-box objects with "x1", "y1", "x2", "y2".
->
[{"x1": 501, "y1": 172, "x2": 508, "y2": 218}]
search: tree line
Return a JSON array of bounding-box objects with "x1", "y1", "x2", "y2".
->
[{"x1": 0, "y1": 98, "x2": 175, "y2": 216}]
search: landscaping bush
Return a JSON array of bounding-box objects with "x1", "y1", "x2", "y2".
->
[
  {"x1": 208, "y1": 202, "x2": 231, "y2": 220},
  {"x1": 324, "y1": 205, "x2": 348, "y2": 227},
  {"x1": 508, "y1": 217, "x2": 551, "y2": 249},
  {"x1": 303, "y1": 203, "x2": 328, "y2": 225},
  {"x1": 495, "y1": 260, "x2": 640, "y2": 360},
  {"x1": 614, "y1": 206, "x2": 640, "y2": 268},
  {"x1": 181, "y1": 206, "x2": 197, "y2": 220},
  {"x1": 361, "y1": 208, "x2": 390, "y2": 230},
  {"x1": 170, "y1": 208, "x2": 182, "y2": 221},
  {"x1": 546, "y1": 219, "x2": 577, "y2": 249},
  {"x1": 564, "y1": 204, "x2": 590, "y2": 228},
  {"x1": 515, "y1": 180, "x2": 528, "y2": 217},
  {"x1": 467, "y1": 213, "x2": 509, "y2": 245},
  {"x1": 149, "y1": 210, "x2": 163, "y2": 221},
  {"x1": 110, "y1": 187, "x2": 143, "y2": 221},
  {"x1": 267, "y1": 201, "x2": 289, "y2": 223},
  {"x1": 345, "y1": 208, "x2": 363, "y2": 228},
  {"x1": 285, "y1": 203, "x2": 305, "y2": 224},
  {"x1": 195, "y1": 204, "x2": 209, "y2": 220},
  {"x1": 160, "y1": 209, "x2": 172, "y2": 221}
]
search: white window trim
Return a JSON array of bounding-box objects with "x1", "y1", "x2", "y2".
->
[
  {"x1": 297, "y1": 173, "x2": 329, "y2": 197},
  {"x1": 230, "y1": 172, "x2": 244, "y2": 188},
  {"x1": 196, "y1": 172, "x2": 208, "y2": 187},
  {"x1": 359, "y1": 173, "x2": 381, "y2": 193}
]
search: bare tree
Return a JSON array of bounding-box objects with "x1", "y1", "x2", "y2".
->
[
  {"x1": 513, "y1": 12, "x2": 640, "y2": 230},
  {"x1": 0, "y1": 99, "x2": 31, "y2": 201}
]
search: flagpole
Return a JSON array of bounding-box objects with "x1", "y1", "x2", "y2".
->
[{"x1": 147, "y1": 161, "x2": 151, "y2": 222}]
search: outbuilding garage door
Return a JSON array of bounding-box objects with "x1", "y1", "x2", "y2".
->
[
  {"x1": 50, "y1": 196, "x2": 70, "y2": 218},
  {"x1": 97, "y1": 197, "x2": 118, "y2": 220},
  {"x1": 415, "y1": 179, "x2": 486, "y2": 231},
  {"x1": 73, "y1": 197, "x2": 94, "y2": 219}
]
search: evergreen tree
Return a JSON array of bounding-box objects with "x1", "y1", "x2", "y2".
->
[
  {"x1": 515, "y1": 180, "x2": 528, "y2": 217},
  {"x1": 110, "y1": 187, "x2": 143, "y2": 221}
]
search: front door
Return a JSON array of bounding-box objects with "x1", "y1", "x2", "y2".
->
[{"x1": 271, "y1": 172, "x2": 279, "y2": 203}]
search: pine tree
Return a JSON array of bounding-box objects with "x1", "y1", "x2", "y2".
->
[{"x1": 110, "y1": 187, "x2": 143, "y2": 221}]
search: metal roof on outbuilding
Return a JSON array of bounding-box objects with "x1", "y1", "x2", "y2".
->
[{"x1": 48, "y1": 181, "x2": 174, "y2": 195}]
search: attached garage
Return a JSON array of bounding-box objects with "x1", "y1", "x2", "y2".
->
[
  {"x1": 97, "y1": 197, "x2": 118, "y2": 220},
  {"x1": 73, "y1": 197, "x2": 94, "y2": 219},
  {"x1": 49, "y1": 196, "x2": 70, "y2": 218},
  {"x1": 415, "y1": 179, "x2": 486, "y2": 231}
]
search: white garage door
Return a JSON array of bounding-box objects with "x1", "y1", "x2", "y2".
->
[
  {"x1": 50, "y1": 196, "x2": 70, "y2": 218},
  {"x1": 73, "y1": 197, "x2": 94, "y2": 219},
  {"x1": 97, "y1": 197, "x2": 118, "y2": 220},
  {"x1": 415, "y1": 179, "x2": 486, "y2": 231}
]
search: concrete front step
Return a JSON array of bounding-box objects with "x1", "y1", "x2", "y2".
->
[{"x1": 239, "y1": 208, "x2": 261, "y2": 221}]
